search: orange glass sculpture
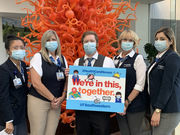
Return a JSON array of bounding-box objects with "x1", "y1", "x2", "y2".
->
[{"x1": 16, "y1": 0, "x2": 139, "y2": 127}]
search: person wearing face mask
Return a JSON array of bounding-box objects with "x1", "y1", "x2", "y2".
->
[
  {"x1": 65, "y1": 31, "x2": 114, "y2": 135},
  {"x1": 145, "y1": 27, "x2": 180, "y2": 135},
  {"x1": 113, "y1": 30, "x2": 147, "y2": 135},
  {"x1": 28, "y1": 30, "x2": 68, "y2": 135},
  {"x1": 0, "y1": 35, "x2": 28, "y2": 135}
]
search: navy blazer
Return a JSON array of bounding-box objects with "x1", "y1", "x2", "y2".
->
[
  {"x1": 146, "y1": 49, "x2": 180, "y2": 113},
  {"x1": 0, "y1": 58, "x2": 28, "y2": 126}
]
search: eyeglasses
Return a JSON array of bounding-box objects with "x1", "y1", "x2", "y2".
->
[{"x1": 121, "y1": 38, "x2": 134, "y2": 42}]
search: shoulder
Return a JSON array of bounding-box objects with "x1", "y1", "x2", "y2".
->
[
  {"x1": 135, "y1": 54, "x2": 145, "y2": 61},
  {"x1": 105, "y1": 56, "x2": 113, "y2": 61},
  {"x1": 74, "y1": 58, "x2": 80, "y2": 66},
  {"x1": 33, "y1": 53, "x2": 41, "y2": 59},
  {"x1": 165, "y1": 51, "x2": 180, "y2": 64}
]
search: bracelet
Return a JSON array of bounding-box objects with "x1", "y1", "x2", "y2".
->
[{"x1": 127, "y1": 98, "x2": 131, "y2": 105}]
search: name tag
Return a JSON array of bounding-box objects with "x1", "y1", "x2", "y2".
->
[
  {"x1": 13, "y1": 77, "x2": 22, "y2": 89},
  {"x1": 157, "y1": 65, "x2": 164, "y2": 70},
  {"x1": 56, "y1": 71, "x2": 64, "y2": 81},
  {"x1": 123, "y1": 64, "x2": 131, "y2": 68}
]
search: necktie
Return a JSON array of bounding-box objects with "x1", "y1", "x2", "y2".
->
[
  {"x1": 155, "y1": 58, "x2": 159, "y2": 62},
  {"x1": 49, "y1": 56, "x2": 61, "y2": 67},
  {"x1": 87, "y1": 58, "x2": 94, "y2": 66},
  {"x1": 20, "y1": 62, "x2": 25, "y2": 82}
]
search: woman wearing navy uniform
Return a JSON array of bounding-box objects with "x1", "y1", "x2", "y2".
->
[
  {"x1": 0, "y1": 35, "x2": 28, "y2": 135},
  {"x1": 114, "y1": 30, "x2": 147, "y2": 135},
  {"x1": 146, "y1": 27, "x2": 180, "y2": 135},
  {"x1": 28, "y1": 30, "x2": 68, "y2": 135}
]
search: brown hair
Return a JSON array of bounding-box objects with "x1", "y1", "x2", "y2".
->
[
  {"x1": 81, "y1": 31, "x2": 99, "y2": 44},
  {"x1": 155, "y1": 27, "x2": 177, "y2": 53}
]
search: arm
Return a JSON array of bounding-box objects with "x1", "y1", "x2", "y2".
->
[
  {"x1": 0, "y1": 66, "x2": 14, "y2": 134},
  {"x1": 154, "y1": 53, "x2": 180, "y2": 109},
  {"x1": 30, "y1": 67, "x2": 55, "y2": 101},
  {"x1": 125, "y1": 55, "x2": 146, "y2": 112},
  {"x1": 151, "y1": 53, "x2": 180, "y2": 127}
]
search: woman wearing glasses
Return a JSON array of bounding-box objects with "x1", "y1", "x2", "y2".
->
[
  {"x1": 113, "y1": 30, "x2": 147, "y2": 135},
  {"x1": 0, "y1": 35, "x2": 28, "y2": 135}
]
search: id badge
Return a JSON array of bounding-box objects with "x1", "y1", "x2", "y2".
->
[
  {"x1": 56, "y1": 71, "x2": 64, "y2": 81},
  {"x1": 13, "y1": 77, "x2": 22, "y2": 89}
]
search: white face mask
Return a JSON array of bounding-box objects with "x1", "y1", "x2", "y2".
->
[
  {"x1": 121, "y1": 42, "x2": 133, "y2": 51},
  {"x1": 154, "y1": 41, "x2": 167, "y2": 52},
  {"x1": 83, "y1": 42, "x2": 96, "y2": 54},
  {"x1": 11, "y1": 50, "x2": 26, "y2": 60},
  {"x1": 45, "y1": 41, "x2": 58, "y2": 52}
]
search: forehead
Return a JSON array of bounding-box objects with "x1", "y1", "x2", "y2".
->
[
  {"x1": 156, "y1": 32, "x2": 166, "y2": 37},
  {"x1": 84, "y1": 34, "x2": 96, "y2": 41},
  {"x1": 122, "y1": 32, "x2": 132, "y2": 39},
  {"x1": 10, "y1": 40, "x2": 24, "y2": 46}
]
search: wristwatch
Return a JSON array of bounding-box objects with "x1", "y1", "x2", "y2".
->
[
  {"x1": 155, "y1": 108, "x2": 161, "y2": 113},
  {"x1": 127, "y1": 98, "x2": 131, "y2": 105}
]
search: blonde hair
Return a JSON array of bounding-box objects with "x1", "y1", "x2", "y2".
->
[
  {"x1": 155, "y1": 27, "x2": 177, "y2": 53},
  {"x1": 40, "y1": 30, "x2": 63, "y2": 64},
  {"x1": 118, "y1": 30, "x2": 139, "y2": 49}
]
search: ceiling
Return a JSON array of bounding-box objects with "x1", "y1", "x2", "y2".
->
[{"x1": 113, "y1": 0, "x2": 165, "y2": 4}]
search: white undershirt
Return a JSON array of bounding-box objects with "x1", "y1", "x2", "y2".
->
[
  {"x1": 113, "y1": 50, "x2": 146, "y2": 92},
  {"x1": 73, "y1": 51, "x2": 115, "y2": 68},
  {"x1": 30, "y1": 53, "x2": 68, "y2": 77}
]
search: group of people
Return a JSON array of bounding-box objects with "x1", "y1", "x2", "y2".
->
[{"x1": 0, "y1": 27, "x2": 179, "y2": 135}]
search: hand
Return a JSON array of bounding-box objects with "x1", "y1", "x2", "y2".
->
[
  {"x1": 64, "y1": 68, "x2": 70, "y2": 77},
  {"x1": 151, "y1": 111, "x2": 161, "y2": 127},
  {"x1": 5, "y1": 122, "x2": 14, "y2": 134},
  {"x1": 118, "y1": 100, "x2": 129, "y2": 116},
  {"x1": 50, "y1": 98, "x2": 59, "y2": 109}
]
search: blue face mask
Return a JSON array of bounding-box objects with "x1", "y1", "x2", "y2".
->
[
  {"x1": 121, "y1": 42, "x2": 133, "y2": 51},
  {"x1": 154, "y1": 41, "x2": 167, "y2": 52},
  {"x1": 117, "y1": 95, "x2": 121, "y2": 99},
  {"x1": 45, "y1": 41, "x2": 58, "y2": 52},
  {"x1": 121, "y1": 42, "x2": 134, "y2": 51},
  {"x1": 83, "y1": 42, "x2": 96, "y2": 55},
  {"x1": 11, "y1": 50, "x2": 26, "y2": 60}
]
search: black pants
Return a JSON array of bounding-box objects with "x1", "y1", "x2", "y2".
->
[{"x1": 76, "y1": 110, "x2": 110, "y2": 135}]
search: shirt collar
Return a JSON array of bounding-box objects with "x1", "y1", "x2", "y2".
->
[
  {"x1": 48, "y1": 53, "x2": 60, "y2": 60},
  {"x1": 156, "y1": 50, "x2": 167, "y2": 59},
  {"x1": 84, "y1": 51, "x2": 98, "y2": 60},
  {"x1": 117, "y1": 50, "x2": 135, "y2": 58}
]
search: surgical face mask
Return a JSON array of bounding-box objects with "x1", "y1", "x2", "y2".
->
[
  {"x1": 83, "y1": 42, "x2": 96, "y2": 55},
  {"x1": 154, "y1": 41, "x2": 167, "y2": 52},
  {"x1": 11, "y1": 50, "x2": 26, "y2": 60},
  {"x1": 121, "y1": 42, "x2": 133, "y2": 51},
  {"x1": 117, "y1": 95, "x2": 121, "y2": 99},
  {"x1": 45, "y1": 41, "x2": 58, "y2": 52}
]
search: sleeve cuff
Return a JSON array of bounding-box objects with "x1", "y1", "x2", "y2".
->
[
  {"x1": 6, "y1": 120, "x2": 13, "y2": 123},
  {"x1": 134, "y1": 84, "x2": 143, "y2": 92}
]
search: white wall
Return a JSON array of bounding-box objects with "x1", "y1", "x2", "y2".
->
[
  {"x1": 0, "y1": 0, "x2": 34, "y2": 64},
  {"x1": 150, "y1": 0, "x2": 170, "y2": 19},
  {"x1": 117, "y1": 3, "x2": 149, "y2": 57}
]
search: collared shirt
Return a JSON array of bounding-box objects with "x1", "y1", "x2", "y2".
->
[
  {"x1": 73, "y1": 51, "x2": 115, "y2": 68},
  {"x1": 147, "y1": 50, "x2": 167, "y2": 94},
  {"x1": 113, "y1": 50, "x2": 146, "y2": 92},
  {"x1": 30, "y1": 53, "x2": 68, "y2": 77}
]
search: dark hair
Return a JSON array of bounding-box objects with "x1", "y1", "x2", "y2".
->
[
  {"x1": 81, "y1": 31, "x2": 99, "y2": 44},
  {"x1": 116, "y1": 92, "x2": 121, "y2": 95},
  {"x1": 73, "y1": 70, "x2": 79, "y2": 73},
  {"x1": 5, "y1": 35, "x2": 25, "y2": 50}
]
